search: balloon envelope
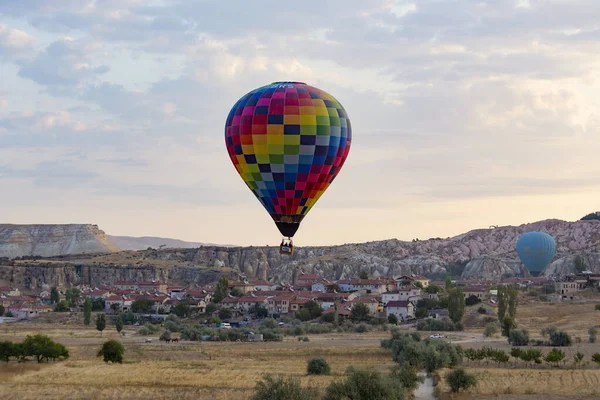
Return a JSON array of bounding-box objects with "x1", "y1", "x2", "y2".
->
[
  {"x1": 225, "y1": 82, "x2": 352, "y2": 238},
  {"x1": 516, "y1": 231, "x2": 556, "y2": 273}
]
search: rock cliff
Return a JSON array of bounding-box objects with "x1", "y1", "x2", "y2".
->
[
  {"x1": 1, "y1": 218, "x2": 600, "y2": 288},
  {"x1": 0, "y1": 224, "x2": 120, "y2": 258}
]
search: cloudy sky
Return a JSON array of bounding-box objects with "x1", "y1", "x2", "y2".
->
[{"x1": 1, "y1": 0, "x2": 599, "y2": 246}]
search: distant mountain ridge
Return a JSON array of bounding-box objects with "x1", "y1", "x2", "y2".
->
[{"x1": 106, "y1": 235, "x2": 233, "y2": 251}]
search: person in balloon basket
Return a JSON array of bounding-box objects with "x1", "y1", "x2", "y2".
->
[{"x1": 280, "y1": 238, "x2": 294, "y2": 255}]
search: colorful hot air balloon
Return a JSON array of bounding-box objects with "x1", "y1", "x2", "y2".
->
[
  {"x1": 516, "y1": 231, "x2": 556, "y2": 274},
  {"x1": 225, "y1": 82, "x2": 352, "y2": 254}
]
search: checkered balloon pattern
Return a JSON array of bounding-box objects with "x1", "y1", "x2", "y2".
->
[{"x1": 225, "y1": 82, "x2": 352, "y2": 238}]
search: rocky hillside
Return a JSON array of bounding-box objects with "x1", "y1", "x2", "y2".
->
[
  {"x1": 1, "y1": 219, "x2": 600, "y2": 288},
  {"x1": 106, "y1": 235, "x2": 232, "y2": 251},
  {"x1": 0, "y1": 224, "x2": 120, "y2": 259}
]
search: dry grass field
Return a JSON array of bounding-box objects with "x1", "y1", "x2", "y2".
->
[{"x1": 0, "y1": 297, "x2": 599, "y2": 399}]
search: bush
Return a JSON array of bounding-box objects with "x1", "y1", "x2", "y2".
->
[
  {"x1": 307, "y1": 357, "x2": 330, "y2": 375},
  {"x1": 165, "y1": 320, "x2": 181, "y2": 332},
  {"x1": 323, "y1": 366, "x2": 405, "y2": 400},
  {"x1": 251, "y1": 375, "x2": 318, "y2": 400},
  {"x1": 218, "y1": 307, "x2": 233, "y2": 320},
  {"x1": 263, "y1": 318, "x2": 278, "y2": 329},
  {"x1": 465, "y1": 295, "x2": 481, "y2": 306},
  {"x1": 484, "y1": 322, "x2": 499, "y2": 337},
  {"x1": 508, "y1": 329, "x2": 529, "y2": 346},
  {"x1": 389, "y1": 364, "x2": 423, "y2": 392},
  {"x1": 350, "y1": 303, "x2": 371, "y2": 322},
  {"x1": 416, "y1": 318, "x2": 457, "y2": 331},
  {"x1": 138, "y1": 327, "x2": 150, "y2": 335},
  {"x1": 97, "y1": 340, "x2": 124, "y2": 363},
  {"x1": 446, "y1": 368, "x2": 477, "y2": 392},
  {"x1": 589, "y1": 327, "x2": 597, "y2": 343},
  {"x1": 355, "y1": 324, "x2": 369, "y2": 333},
  {"x1": 320, "y1": 313, "x2": 335, "y2": 323},
  {"x1": 159, "y1": 331, "x2": 171, "y2": 341},
  {"x1": 549, "y1": 330, "x2": 572, "y2": 347},
  {"x1": 595, "y1": 304, "x2": 600, "y2": 311},
  {"x1": 387, "y1": 314, "x2": 398, "y2": 325}
]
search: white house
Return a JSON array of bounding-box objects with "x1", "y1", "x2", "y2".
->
[
  {"x1": 337, "y1": 280, "x2": 356, "y2": 292},
  {"x1": 385, "y1": 300, "x2": 414, "y2": 321},
  {"x1": 250, "y1": 280, "x2": 278, "y2": 291},
  {"x1": 382, "y1": 287, "x2": 422, "y2": 305}
]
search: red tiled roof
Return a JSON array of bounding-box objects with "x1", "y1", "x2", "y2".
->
[{"x1": 387, "y1": 300, "x2": 411, "y2": 308}]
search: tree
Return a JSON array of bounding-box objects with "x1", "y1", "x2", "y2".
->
[
  {"x1": 575, "y1": 255, "x2": 587, "y2": 272},
  {"x1": 508, "y1": 287, "x2": 518, "y2": 320},
  {"x1": 0, "y1": 305, "x2": 5, "y2": 316},
  {"x1": 0, "y1": 341, "x2": 16, "y2": 362},
  {"x1": 510, "y1": 348, "x2": 523, "y2": 366},
  {"x1": 131, "y1": 298, "x2": 154, "y2": 313},
  {"x1": 21, "y1": 334, "x2": 69, "y2": 363},
  {"x1": 83, "y1": 297, "x2": 92, "y2": 325},
  {"x1": 448, "y1": 288, "x2": 465, "y2": 324},
  {"x1": 230, "y1": 287, "x2": 244, "y2": 297},
  {"x1": 5, "y1": 311, "x2": 13, "y2": 318},
  {"x1": 446, "y1": 368, "x2": 477, "y2": 393},
  {"x1": 544, "y1": 348, "x2": 566, "y2": 367},
  {"x1": 92, "y1": 298, "x2": 105, "y2": 311},
  {"x1": 50, "y1": 287, "x2": 59, "y2": 304},
  {"x1": 592, "y1": 353, "x2": 600, "y2": 366},
  {"x1": 251, "y1": 375, "x2": 318, "y2": 400},
  {"x1": 54, "y1": 300, "x2": 70, "y2": 312},
  {"x1": 388, "y1": 314, "x2": 398, "y2": 325},
  {"x1": 173, "y1": 302, "x2": 191, "y2": 318},
  {"x1": 389, "y1": 364, "x2": 424, "y2": 392},
  {"x1": 97, "y1": 340, "x2": 124, "y2": 364},
  {"x1": 212, "y1": 277, "x2": 229, "y2": 303},
  {"x1": 425, "y1": 285, "x2": 443, "y2": 294},
  {"x1": 307, "y1": 358, "x2": 330, "y2": 375},
  {"x1": 549, "y1": 329, "x2": 572, "y2": 346},
  {"x1": 445, "y1": 276, "x2": 453, "y2": 290},
  {"x1": 573, "y1": 351, "x2": 584, "y2": 368},
  {"x1": 250, "y1": 304, "x2": 268, "y2": 318},
  {"x1": 501, "y1": 316, "x2": 516, "y2": 337},
  {"x1": 497, "y1": 286, "x2": 508, "y2": 322},
  {"x1": 350, "y1": 303, "x2": 370, "y2": 322},
  {"x1": 218, "y1": 307, "x2": 233, "y2": 320},
  {"x1": 465, "y1": 295, "x2": 481, "y2": 306},
  {"x1": 589, "y1": 327, "x2": 598, "y2": 343},
  {"x1": 484, "y1": 322, "x2": 499, "y2": 338},
  {"x1": 96, "y1": 313, "x2": 106, "y2": 336},
  {"x1": 65, "y1": 288, "x2": 81, "y2": 306},
  {"x1": 115, "y1": 316, "x2": 124, "y2": 333},
  {"x1": 359, "y1": 270, "x2": 369, "y2": 279},
  {"x1": 508, "y1": 329, "x2": 529, "y2": 346},
  {"x1": 205, "y1": 303, "x2": 217, "y2": 314},
  {"x1": 323, "y1": 366, "x2": 405, "y2": 400}
]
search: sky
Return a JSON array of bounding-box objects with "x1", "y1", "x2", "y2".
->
[{"x1": 1, "y1": 0, "x2": 600, "y2": 247}]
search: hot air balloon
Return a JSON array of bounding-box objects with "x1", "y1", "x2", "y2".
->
[
  {"x1": 516, "y1": 231, "x2": 556, "y2": 275},
  {"x1": 225, "y1": 82, "x2": 352, "y2": 255}
]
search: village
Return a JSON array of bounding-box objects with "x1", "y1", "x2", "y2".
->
[{"x1": 1, "y1": 271, "x2": 598, "y2": 324}]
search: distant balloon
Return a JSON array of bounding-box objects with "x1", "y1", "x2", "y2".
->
[
  {"x1": 224, "y1": 81, "x2": 351, "y2": 242},
  {"x1": 516, "y1": 232, "x2": 556, "y2": 273}
]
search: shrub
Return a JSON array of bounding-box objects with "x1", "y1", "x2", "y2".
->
[
  {"x1": 465, "y1": 295, "x2": 481, "y2": 306},
  {"x1": 446, "y1": 368, "x2": 477, "y2": 392},
  {"x1": 595, "y1": 304, "x2": 600, "y2": 311},
  {"x1": 477, "y1": 306, "x2": 487, "y2": 314},
  {"x1": 549, "y1": 329, "x2": 572, "y2": 347},
  {"x1": 323, "y1": 366, "x2": 405, "y2": 400},
  {"x1": 589, "y1": 327, "x2": 597, "y2": 343},
  {"x1": 387, "y1": 314, "x2": 398, "y2": 325},
  {"x1": 159, "y1": 331, "x2": 171, "y2": 341},
  {"x1": 592, "y1": 353, "x2": 600, "y2": 366},
  {"x1": 138, "y1": 327, "x2": 150, "y2": 335},
  {"x1": 97, "y1": 340, "x2": 124, "y2": 363},
  {"x1": 544, "y1": 348, "x2": 566, "y2": 367},
  {"x1": 218, "y1": 307, "x2": 233, "y2": 320},
  {"x1": 355, "y1": 324, "x2": 369, "y2": 333},
  {"x1": 389, "y1": 364, "x2": 423, "y2": 391},
  {"x1": 416, "y1": 318, "x2": 457, "y2": 331},
  {"x1": 251, "y1": 375, "x2": 318, "y2": 400},
  {"x1": 307, "y1": 358, "x2": 330, "y2": 375},
  {"x1": 320, "y1": 313, "x2": 335, "y2": 323},
  {"x1": 165, "y1": 320, "x2": 181, "y2": 332},
  {"x1": 484, "y1": 322, "x2": 499, "y2": 337},
  {"x1": 508, "y1": 329, "x2": 529, "y2": 346},
  {"x1": 263, "y1": 318, "x2": 278, "y2": 329},
  {"x1": 350, "y1": 303, "x2": 371, "y2": 322}
]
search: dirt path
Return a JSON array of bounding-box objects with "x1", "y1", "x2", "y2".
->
[{"x1": 414, "y1": 372, "x2": 435, "y2": 400}]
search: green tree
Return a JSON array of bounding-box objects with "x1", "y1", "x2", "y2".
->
[
  {"x1": 251, "y1": 375, "x2": 318, "y2": 400},
  {"x1": 115, "y1": 316, "x2": 124, "y2": 333},
  {"x1": 212, "y1": 277, "x2": 229, "y2": 303},
  {"x1": 21, "y1": 334, "x2": 69, "y2": 363},
  {"x1": 484, "y1": 322, "x2": 499, "y2": 338},
  {"x1": 448, "y1": 288, "x2": 465, "y2": 324},
  {"x1": 359, "y1": 270, "x2": 369, "y2": 279},
  {"x1": 65, "y1": 288, "x2": 81, "y2": 306},
  {"x1": 501, "y1": 316, "x2": 516, "y2": 337},
  {"x1": 589, "y1": 327, "x2": 598, "y2": 343},
  {"x1": 390, "y1": 364, "x2": 424, "y2": 391},
  {"x1": 497, "y1": 286, "x2": 508, "y2": 322},
  {"x1": 573, "y1": 351, "x2": 584, "y2": 368},
  {"x1": 0, "y1": 341, "x2": 15, "y2": 362},
  {"x1": 92, "y1": 298, "x2": 105, "y2": 311},
  {"x1": 445, "y1": 276, "x2": 453, "y2": 290},
  {"x1": 0, "y1": 304, "x2": 5, "y2": 316},
  {"x1": 387, "y1": 314, "x2": 398, "y2": 325},
  {"x1": 323, "y1": 366, "x2": 405, "y2": 400},
  {"x1": 446, "y1": 368, "x2": 477, "y2": 393},
  {"x1": 50, "y1": 287, "x2": 60, "y2": 304},
  {"x1": 592, "y1": 353, "x2": 600, "y2": 366},
  {"x1": 350, "y1": 303, "x2": 370, "y2": 322},
  {"x1": 131, "y1": 298, "x2": 154, "y2": 313},
  {"x1": 465, "y1": 295, "x2": 481, "y2": 306},
  {"x1": 96, "y1": 313, "x2": 106, "y2": 336},
  {"x1": 510, "y1": 348, "x2": 523, "y2": 366},
  {"x1": 307, "y1": 358, "x2": 330, "y2": 375},
  {"x1": 425, "y1": 285, "x2": 443, "y2": 294},
  {"x1": 83, "y1": 297, "x2": 92, "y2": 325},
  {"x1": 205, "y1": 303, "x2": 217, "y2": 314},
  {"x1": 249, "y1": 304, "x2": 268, "y2": 318},
  {"x1": 218, "y1": 307, "x2": 233, "y2": 320},
  {"x1": 508, "y1": 287, "x2": 518, "y2": 319},
  {"x1": 97, "y1": 340, "x2": 124, "y2": 364},
  {"x1": 230, "y1": 287, "x2": 244, "y2": 297},
  {"x1": 508, "y1": 328, "x2": 529, "y2": 346},
  {"x1": 575, "y1": 255, "x2": 587, "y2": 272},
  {"x1": 544, "y1": 348, "x2": 566, "y2": 367},
  {"x1": 173, "y1": 302, "x2": 191, "y2": 318},
  {"x1": 160, "y1": 331, "x2": 171, "y2": 341},
  {"x1": 54, "y1": 300, "x2": 70, "y2": 312}
]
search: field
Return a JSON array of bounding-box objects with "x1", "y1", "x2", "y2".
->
[{"x1": 0, "y1": 298, "x2": 600, "y2": 399}]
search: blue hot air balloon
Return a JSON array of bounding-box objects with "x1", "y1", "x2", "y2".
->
[{"x1": 516, "y1": 232, "x2": 556, "y2": 274}]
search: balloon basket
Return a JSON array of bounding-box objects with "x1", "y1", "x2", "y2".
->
[{"x1": 279, "y1": 238, "x2": 294, "y2": 256}]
